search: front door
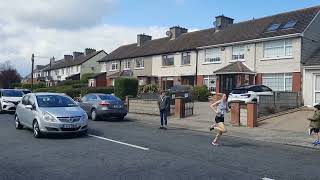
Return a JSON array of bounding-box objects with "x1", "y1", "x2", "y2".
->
[
  {"x1": 314, "y1": 74, "x2": 320, "y2": 105},
  {"x1": 220, "y1": 75, "x2": 236, "y2": 94}
]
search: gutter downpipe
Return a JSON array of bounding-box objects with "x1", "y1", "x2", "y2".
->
[{"x1": 195, "y1": 49, "x2": 199, "y2": 86}]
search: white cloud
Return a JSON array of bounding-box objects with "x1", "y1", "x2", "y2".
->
[{"x1": 0, "y1": 0, "x2": 169, "y2": 76}]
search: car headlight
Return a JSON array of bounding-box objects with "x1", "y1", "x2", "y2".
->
[
  {"x1": 82, "y1": 113, "x2": 88, "y2": 120},
  {"x1": 42, "y1": 112, "x2": 57, "y2": 122}
]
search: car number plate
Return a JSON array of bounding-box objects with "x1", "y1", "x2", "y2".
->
[
  {"x1": 62, "y1": 124, "x2": 78, "y2": 128},
  {"x1": 113, "y1": 105, "x2": 122, "y2": 108}
]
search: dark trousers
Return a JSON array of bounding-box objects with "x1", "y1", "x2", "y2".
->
[{"x1": 160, "y1": 109, "x2": 168, "y2": 126}]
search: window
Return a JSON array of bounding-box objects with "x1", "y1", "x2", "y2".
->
[
  {"x1": 181, "y1": 52, "x2": 191, "y2": 65},
  {"x1": 110, "y1": 62, "x2": 118, "y2": 71},
  {"x1": 77, "y1": 65, "x2": 80, "y2": 72},
  {"x1": 282, "y1": 20, "x2": 297, "y2": 29},
  {"x1": 135, "y1": 58, "x2": 144, "y2": 68},
  {"x1": 205, "y1": 48, "x2": 221, "y2": 63},
  {"x1": 66, "y1": 68, "x2": 70, "y2": 74},
  {"x1": 124, "y1": 60, "x2": 131, "y2": 69},
  {"x1": 203, "y1": 75, "x2": 216, "y2": 92},
  {"x1": 162, "y1": 54, "x2": 174, "y2": 66},
  {"x1": 55, "y1": 70, "x2": 58, "y2": 75},
  {"x1": 91, "y1": 67, "x2": 95, "y2": 71},
  {"x1": 232, "y1": 45, "x2": 245, "y2": 60},
  {"x1": 262, "y1": 73, "x2": 292, "y2": 91},
  {"x1": 87, "y1": 94, "x2": 98, "y2": 101},
  {"x1": 263, "y1": 39, "x2": 292, "y2": 58},
  {"x1": 112, "y1": 79, "x2": 115, "y2": 86},
  {"x1": 266, "y1": 23, "x2": 281, "y2": 32}
]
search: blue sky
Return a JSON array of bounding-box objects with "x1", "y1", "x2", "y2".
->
[{"x1": 105, "y1": 0, "x2": 320, "y2": 29}]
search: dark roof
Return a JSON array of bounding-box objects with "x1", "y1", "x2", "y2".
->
[
  {"x1": 99, "y1": 6, "x2": 319, "y2": 62},
  {"x1": 45, "y1": 50, "x2": 106, "y2": 70},
  {"x1": 213, "y1": 62, "x2": 255, "y2": 74},
  {"x1": 304, "y1": 48, "x2": 320, "y2": 66},
  {"x1": 92, "y1": 72, "x2": 106, "y2": 78}
]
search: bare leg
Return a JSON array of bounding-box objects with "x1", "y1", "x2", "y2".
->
[{"x1": 213, "y1": 123, "x2": 226, "y2": 144}]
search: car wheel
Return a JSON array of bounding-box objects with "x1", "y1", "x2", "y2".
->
[
  {"x1": 80, "y1": 129, "x2": 88, "y2": 136},
  {"x1": 33, "y1": 121, "x2": 41, "y2": 138},
  {"x1": 15, "y1": 115, "x2": 23, "y2": 130},
  {"x1": 91, "y1": 109, "x2": 98, "y2": 121},
  {"x1": 119, "y1": 116, "x2": 125, "y2": 120}
]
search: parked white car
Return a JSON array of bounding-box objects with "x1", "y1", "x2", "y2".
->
[
  {"x1": 0, "y1": 89, "x2": 24, "y2": 113},
  {"x1": 228, "y1": 85, "x2": 273, "y2": 103},
  {"x1": 15, "y1": 93, "x2": 88, "y2": 138}
]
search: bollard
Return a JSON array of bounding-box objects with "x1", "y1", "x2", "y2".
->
[
  {"x1": 175, "y1": 97, "x2": 185, "y2": 118},
  {"x1": 247, "y1": 102, "x2": 257, "y2": 128},
  {"x1": 230, "y1": 101, "x2": 240, "y2": 126}
]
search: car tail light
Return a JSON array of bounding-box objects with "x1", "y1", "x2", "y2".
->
[{"x1": 99, "y1": 101, "x2": 110, "y2": 106}]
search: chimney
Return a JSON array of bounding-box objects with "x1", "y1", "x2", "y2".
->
[
  {"x1": 64, "y1": 55, "x2": 73, "y2": 62},
  {"x1": 168, "y1": 26, "x2": 188, "y2": 40},
  {"x1": 215, "y1": 15, "x2": 234, "y2": 31},
  {"x1": 85, "y1": 48, "x2": 96, "y2": 55},
  {"x1": 73, "y1": 51, "x2": 84, "y2": 60},
  {"x1": 137, "y1": 34, "x2": 152, "y2": 46},
  {"x1": 50, "y1": 57, "x2": 55, "y2": 67}
]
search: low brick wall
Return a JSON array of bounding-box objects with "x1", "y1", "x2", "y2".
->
[
  {"x1": 128, "y1": 99, "x2": 160, "y2": 115},
  {"x1": 240, "y1": 105, "x2": 247, "y2": 126}
]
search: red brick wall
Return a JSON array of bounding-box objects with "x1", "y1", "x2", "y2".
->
[
  {"x1": 106, "y1": 78, "x2": 113, "y2": 88},
  {"x1": 196, "y1": 75, "x2": 204, "y2": 86},
  {"x1": 255, "y1": 73, "x2": 262, "y2": 85},
  {"x1": 292, "y1": 72, "x2": 301, "y2": 93}
]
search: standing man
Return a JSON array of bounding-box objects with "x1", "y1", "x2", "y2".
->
[{"x1": 158, "y1": 91, "x2": 170, "y2": 129}]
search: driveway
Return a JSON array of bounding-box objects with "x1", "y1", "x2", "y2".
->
[{"x1": 1, "y1": 113, "x2": 320, "y2": 180}]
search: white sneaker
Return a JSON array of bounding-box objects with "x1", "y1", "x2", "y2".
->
[{"x1": 308, "y1": 128, "x2": 313, "y2": 136}]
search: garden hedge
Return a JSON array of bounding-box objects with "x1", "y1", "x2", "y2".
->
[
  {"x1": 192, "y1": 85, "x2": 210, "y2": 102},
  {"x1": 114, "y1": 77, "x2": 138, "y2": 100}
]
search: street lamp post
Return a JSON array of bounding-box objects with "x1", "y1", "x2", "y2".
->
[{"x1": 31, "y1": 54, "x2": 34, "y2": 90}]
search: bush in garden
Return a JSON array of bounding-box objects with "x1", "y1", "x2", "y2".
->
[
  {"x1": 114, "y1": 77, "x2": 138, "y2": 100},
  {"x1": 137, "y1": 84, "x2": 159, "y2": 96},
  {"x1": 12, "y1": 83, "x2": 22, "y2": 88},
  {"x1": 71, "y1": 83, "x2": 88, "y2": 89},
  {"x1": 80, "y1": 73, "x2": 94, "y2": 83},
  {"x1": 192, "y1": 85, "x2": 210, "y2": 102},
  {"x1": 81, "y1": 87, "x2": 114, "y2": 96},
  {"x1": 21, "y1": 83, "x2": 32, "y2": 89},
  {"x1": 58, "y1": 80, "x2": 81, "y2": 86}
]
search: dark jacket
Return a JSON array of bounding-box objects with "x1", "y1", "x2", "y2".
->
[
  {"x1": 308, "y1": 110, "x2": 320, "y2": 129},
  {"x1": 158, "y1": 95, "x2": 170, "y2": 111}
]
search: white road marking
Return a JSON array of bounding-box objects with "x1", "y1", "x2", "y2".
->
[
  {"x1": 88, "y1": 134, "x2": 149, "y2": 151},
  {"x1": 262, "y1": 178, "x2": 275, "y2": 180}
]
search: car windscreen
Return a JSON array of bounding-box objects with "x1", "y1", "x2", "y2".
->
[
  {"x1": 1, "y1": 90, "x2": 23, "y2": 97},
  {"x1": 231, "y1": 88, "x2": 249, "y2": 94},
  {"x1": 22, "y1": 90, "x2": 31, "y2": 94},
  {"x1": 36, "y1": 95, "x2": 78, "y2": 107},
  {"x1": 98, "y1": 95, "x2": 121, "y2": 101}
]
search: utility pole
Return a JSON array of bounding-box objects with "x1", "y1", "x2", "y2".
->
[{"x1": 31, "y1": 54, "x2": 34, "y2": 90}]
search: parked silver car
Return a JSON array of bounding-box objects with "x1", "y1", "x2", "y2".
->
[
  {"x1": 15, "y1": 93, "x2": 88, "y2": 138},
  {"x1": 79, "y1": 93, "x2": 127, "y2": 121}
]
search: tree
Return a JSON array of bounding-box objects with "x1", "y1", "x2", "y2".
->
[{"x1": 0, "y1": 61, "x2": 22, "y2": 88}]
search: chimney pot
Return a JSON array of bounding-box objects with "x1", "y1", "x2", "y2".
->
[
  {"x1": 73, "y1": 51, "x2": 84, "y2": 60},
  {"x1": 215, "y1": 15, "x2": 234, "y2": 30}
]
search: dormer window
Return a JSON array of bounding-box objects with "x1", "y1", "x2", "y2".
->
[{"x1": 266, "y1": 23, "x2": 281, "y2": 32}]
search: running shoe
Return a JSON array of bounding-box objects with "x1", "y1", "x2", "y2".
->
[{"x1": 308, "y1": 128, "x2": 313, "y2": 136}]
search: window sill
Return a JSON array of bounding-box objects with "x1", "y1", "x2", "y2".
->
[
  {"x1": 230, "y1": 59, "x2": 245, "y2": 62},
  {"x1": 109, "y1": 69, "x2": 118, "y2": 72},
  {"x1": 180, "y1": 64, "x2": 191, "y2": 67},
  {"x1": 134, "y1": 67, "x2": 144, "y2": 70},
  {"x1": 202, "y1": 62, "x2": 221, "y2": 65},
  {"x1": 123, "y1": 68, "x2": 131, "y2": 70},
  {"x1": 260, "y1": 56, "x2": 293, "y2": 61},
  {"x1": 161, "y1": 66, "x2": 175, "y2": 68}
]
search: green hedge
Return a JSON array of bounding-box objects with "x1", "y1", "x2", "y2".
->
[
  {"x1": 21, "y1": 82, "x2": 46, "y2": 89},
  {"x1": 114, "y1": 77, "x2": 138, "y2": 100},
  {"x1": 192, "y1": 85, "x2": 210, "y2": 102},
  {"x1": 58, "y1": 80, "x2": 81, "y2": 86},
  {"x1": 80, "y1": 73, "x2": 95, "y2": 83},
  {"x1": 83, "y1": 87, "x2": 114, "y2": 95}
]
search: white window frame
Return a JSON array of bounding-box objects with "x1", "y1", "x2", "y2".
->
[
  {"x1": 232, "y1": 45, "x2": 245, "y2": 61},
  {"x1": 181, "y1": 52, "x2": 191, "y2": 65},
  {"x1": 162, "y1": 54, "x2": 175, "y2": 66},
  {"x1": 204, "y1": 48, "x2": 221, "y2": 64},
  {"x1": 124, "y1": 60, "x2": 131, "y2": 70},
  {"x1": 135, "y1": 58, "x2": 144, "y2": 69},
  {"x1": 263, "y1": 39, "x2": 293, "y2": 59},
  {"x1": 110, "y1": 61, "x2": 118, "y2": 71},
  {"x1": 203, "y1": 75, "x2": 216, "y2": 92},
  {"x1": 262, "y1": 73, "x2": 292, "y2": 92},
  {"x1": 314, "y1": 74, "x2": 320, "y2": 105}
]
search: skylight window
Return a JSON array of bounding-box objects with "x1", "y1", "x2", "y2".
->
[
  {"x1": 266, "y1": 23, "x2": 281, "y2": 32},
  {"x1": 282, "y1": 20, "x2": 297, "y2": 29}
]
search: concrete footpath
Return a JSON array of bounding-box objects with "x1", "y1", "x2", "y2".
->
[{"x1": 126, "y1": 102, "x2": 318, "y2": 149}]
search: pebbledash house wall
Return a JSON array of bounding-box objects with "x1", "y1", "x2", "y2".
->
[
  {"x1": 151, "y1": 51, "x2": 197, "y2": 82},
  {"x1": 81, "y1": 51, "x2": 108, "y2": 76},
  {"x1": 302, "y1": 12, "x2": 320, "y2": 107},
  {"x1": 197, "y1": 37, "x2": 302, "y2": 92}
]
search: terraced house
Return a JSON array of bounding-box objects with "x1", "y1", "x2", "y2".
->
[
  {"x1": 43, "y1": 48, "x2": 107, "y2": 86},
  {"x1": 99, "y1": 6, "x2": 320, "y2": 106}
]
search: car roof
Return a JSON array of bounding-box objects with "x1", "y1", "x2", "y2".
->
[
  {"x1": 33, "y1": 92, "x2": 66, "y2": 96},
  {"x1": 86, "y1": 93, "x2": 112, "y2": 96},
  {"x1": 234, "y1": 85, "x2": 264, "y2": 89}
]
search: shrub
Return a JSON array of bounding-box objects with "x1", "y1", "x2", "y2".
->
[
  {"x1": 12, "y1": 83, "x2": 22, "y2": 88},
  {"x1": 71, "y1": 83, "x2": 87, "y2": 89},
  {"x1": 21, "y1": 83, "x2": 32, "y2": 89},
  {"x1": 192, "y1": 85, "x2": 210, "y2": 102},
  {"x1": 64, "y1": 88, "x2": 82, "y2": 98},
  {"x1": 80, "y1": 73, "x2": 95, "y2": 83},
  {"x1": 58, "y1": 80, "x2": 81, "y2": 86},
  {"x1": 82, "y1": 87, "x2": 114, "y2": 95},
  {"x1": 138, "y1": 84, "x2": 159, "y2": 96},
  {"x1": 114, "y1": 77, "x2": 138, "y2": 100}
]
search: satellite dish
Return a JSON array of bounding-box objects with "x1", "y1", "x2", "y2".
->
[{"x1": 166, "y1": 31, "x2": 172, "y2": 37}]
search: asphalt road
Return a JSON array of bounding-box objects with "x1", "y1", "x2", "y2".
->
[{"x1": 0, "y1": 113, "x2": 320, "y2": 180}]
